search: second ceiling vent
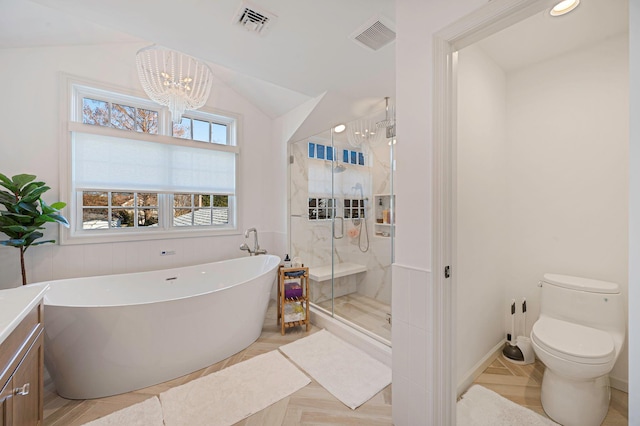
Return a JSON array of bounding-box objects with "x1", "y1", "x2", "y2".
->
[
  {"x1": 350, "y1": 15, "x2": 396, "y2": 51},
  {"x1": 233, "y1": 1, "x2": 278, "y2": 35}
]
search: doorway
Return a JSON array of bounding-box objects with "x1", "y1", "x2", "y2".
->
[{"x1": 433, "y1": 0, "x2": 629, "y2": 422}]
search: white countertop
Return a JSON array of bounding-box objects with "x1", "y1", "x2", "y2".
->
[
  {"x1": 0, "y1": 283, "x2": 49, "y2": 345},
  {"x1": 309, "y1": 262, "x2": 367, "y2": 282}
]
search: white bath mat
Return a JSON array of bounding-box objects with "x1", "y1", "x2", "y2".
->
[
  {"x1": 457, "y1": 385, "x2": 559, "y2": 425},
  {"x1": 83, "y1": 396, "x2": 163, "y2": 426},
  {"x1": 159, "y1": 350, "x2": 310, "y2": 426},
  {"x1": 279, "y1": 329, "x2": 391, "y2": 409}
]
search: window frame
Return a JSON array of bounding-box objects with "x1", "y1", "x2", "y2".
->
[{"x1": 59, "y1": 74, "x2": 242, "y2": 245}]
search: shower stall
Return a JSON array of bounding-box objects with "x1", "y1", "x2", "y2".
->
[{"x1": 288, "y1": 108, "x2": 395, "y2": 344}]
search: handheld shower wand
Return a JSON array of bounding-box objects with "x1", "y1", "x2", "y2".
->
[{"x1": 351, "y1": 183, "x2": 369, "y2": 252}]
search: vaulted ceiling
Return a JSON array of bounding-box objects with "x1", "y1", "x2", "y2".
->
[
  {"x1": 1, "y1": 0, "x2": 396, "y2": 133},
  {"x1": 0, "y1": 0, "x2": 627, "y2": 141}
]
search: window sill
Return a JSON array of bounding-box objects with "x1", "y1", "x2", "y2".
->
[{"x1": 59, "y1": 225, "x2": 240, "y2": 245}]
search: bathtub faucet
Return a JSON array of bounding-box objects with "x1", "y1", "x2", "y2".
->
[{"x1": 240, "y1": 227, "x2": 267, "y2": 256}]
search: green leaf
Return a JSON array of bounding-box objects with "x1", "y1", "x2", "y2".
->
[
  {"x1": 0, "y1": 215, "x2": 19, "y2": 226},
  {"x1": 19, "y1": 181, "x2": 43, "y2": 197},
  {"x1": 0, "y1": 229, "x2": 20, "y2": 239},
  {"x1": 24, "y1": 231, "x2": 44, "y2": 247},
  {"x1": 0, "y1": 238, "x2": 26, "y2": 247},
  {"x1": 1, "y1": 212, "x2": 32, "y2": 222},
  {"x1": 17, "y1": 201, "x2": 39, "y2": 215},
  {"x1": 0, "y1": 224, "x2": 28, "y2": 234},
  {"x1": 0, "y1": 191, "x2": 16, "y2": 206},
  {"x1": 0, "y1": 173, "x2": 11, "y2": 186},
  {"x1": 10, "y1": 174, "x2": 36, "y2": 191},
  {"x1": 49, "y1": 201, "x2": 66, "y2": 211},
  {"x1": 0, "y1": 174, "x2": 16, "y2": 193},
  {"x1": 29, "y1": 239, "x2": 55, "y2": 247},
  {"x1": 50, "y1": 214, "x2": 70, "y2": 227},
  {"x1": 21, "y1": 186, "x2": 50, "y2": 204},
  {"x1": 39, "y1": 213, "x2": 70, "y2": 227}
]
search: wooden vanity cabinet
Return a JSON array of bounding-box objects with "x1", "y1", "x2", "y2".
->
[{"x1": 0, "y1": 303, "x2": 44, "y2": 426}]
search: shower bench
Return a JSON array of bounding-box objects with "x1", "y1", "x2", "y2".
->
[{"x1": 308, "y1": 262, "x2": 367, "y2": 282}]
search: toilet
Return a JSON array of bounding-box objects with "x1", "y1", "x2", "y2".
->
[{"x1": 530, "y1": 273, "x2": 625, "y2": 426}]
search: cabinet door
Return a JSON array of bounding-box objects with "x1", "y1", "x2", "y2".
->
[
  {"x1": 12, "y1": 332, "x2": 43, "y2": 426},
  {"x1": 0, "y1": 376, "x2": 13, "y2": 426}
]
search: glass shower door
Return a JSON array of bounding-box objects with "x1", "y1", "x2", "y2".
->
[{"x1": 288, "y1": 111, "x2": 395, "y2": 344}]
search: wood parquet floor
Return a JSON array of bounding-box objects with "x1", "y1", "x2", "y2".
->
[
  {"x1": 43, "y1": 301, "x2": 392, "y2": 426},
  {"x1": 472, "y1": 355, "x2": 629, "y2": 425},
  {"x1": 43, "y1": 300, "x2": 629, "y2": 425}
]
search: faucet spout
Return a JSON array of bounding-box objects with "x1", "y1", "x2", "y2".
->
[{"x1": 242, "y1": 227, "x2": 266, "y2": 255}]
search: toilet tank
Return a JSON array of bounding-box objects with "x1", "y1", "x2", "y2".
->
[{"x1": 539, "y1": 273, "x2": 625, "y2": 334}]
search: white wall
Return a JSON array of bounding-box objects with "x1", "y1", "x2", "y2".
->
[
  {"x1": 629, "y1": 1, "x2": 639, "y2": 421},
  {"x1": 0, "y1": 43, "x2": 282, "y2": 288},
  {"x1": 456, "y1": 44, "x2": 509, "y2": 386},
  {"x1": 506, "y1": 34, "x2": 629, "y2": 384},
  {"x1": 394, "y1": 1, "x2": 486, "y2": 424}
]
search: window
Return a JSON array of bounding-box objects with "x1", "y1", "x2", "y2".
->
[
  {"x1": 63, "y1": 77, "x2": 240, "y2": 243},
  {"x1": 344, "y1": 198, "x2": 366, "y2": 219},
  {"x1": 82, "y1": 191, "x2": 159, "y2": 229},
  {"x1": 82, "y1": 97, "x2": 159, "y2": 134},
  {"x1": 173, "y1": 117, "x2": 229, "y2": 144},
  {"x1": 308, "y1": 197, "x2": 336, "y2": 220},
  {"x1": 173, "y1": 194, "x2": 229, "y2": 226}
]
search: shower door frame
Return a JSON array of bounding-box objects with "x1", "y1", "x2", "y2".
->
[{"x1": 286, "y1": 122, "x2": 395, "y2": 348}]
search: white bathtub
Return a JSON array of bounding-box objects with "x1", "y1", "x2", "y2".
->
[{"x1": 42, "y1": 254, "x2": 280, "y2": 399}]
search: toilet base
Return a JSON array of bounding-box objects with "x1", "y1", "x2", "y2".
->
[{"x1": 541, "y1": 368, "x2": 610, "y2": 426}]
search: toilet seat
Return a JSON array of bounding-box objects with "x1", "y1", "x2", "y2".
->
[{"x1": 531, "y1": 317, "x2": 615, "y2": 364}]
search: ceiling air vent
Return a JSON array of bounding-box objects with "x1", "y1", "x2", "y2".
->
[
  {"x1": 233, "y1": 2, "x2": 277, "y2": 35},
  {"x1": 350, "y1": 16, "x2": 396, "y2": 51}
]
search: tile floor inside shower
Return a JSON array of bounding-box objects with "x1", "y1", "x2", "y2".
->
[{"x1": 316, "y1": 293, "x2": 391, "y2": 342}]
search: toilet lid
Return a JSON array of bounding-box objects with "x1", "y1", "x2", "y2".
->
[{"x1": 531, "y1": 317, "x2": 615, "y2": 364}]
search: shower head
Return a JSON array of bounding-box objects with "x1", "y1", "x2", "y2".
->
[{"x1": 352, "y1": 183, "x2": 364, "y2": 198}]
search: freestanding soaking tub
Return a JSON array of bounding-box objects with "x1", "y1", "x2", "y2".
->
[{"x1": 42, "y1": 254, "x2": 280, "y2": 399}]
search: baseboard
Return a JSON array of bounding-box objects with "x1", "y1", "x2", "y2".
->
[
  {"x1": 455, "y1": 340, "x2": 629, "y2": 395},
  {"x1": 610, "y1": 375, "x2": 628, "y2": 393},
  {"x1": 457, "y1": 340, "x2": 506, "y2": 398}
]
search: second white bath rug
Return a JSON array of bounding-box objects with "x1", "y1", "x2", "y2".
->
[
  {"x1": 83, "y1": 396, "x2": 164, "y2": 426},
  {"x1": 159, "y1": 350, "x2": 310, "y2": 426},
  {"x1": 457, "y1": 385, "x2": 559, "y2": 425},
  {"x1": 279, "y1": 329, "x2": 392, "y2": 409}
]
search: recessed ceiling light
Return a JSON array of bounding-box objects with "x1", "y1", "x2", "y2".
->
[
  {"x1": 550, "y1": 0, "x2": 580, "y2": 17},
  {"x1": 334, "y1": 124, "x2": 346, "y2": 133}
]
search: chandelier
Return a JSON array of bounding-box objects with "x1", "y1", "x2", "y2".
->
[
  {"x1": 376, "y1": 97, "x2": 396, "y2": 139},
  {"x1": 136, "y1": 45, "x2": 214, "y2": 123},
  {"x1": 347, "y1": 118, "x2": 382, "y2": 149}
]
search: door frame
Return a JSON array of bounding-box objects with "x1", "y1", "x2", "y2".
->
[{"x1": 431, "y1": 0, "x2": 558, "y2": 422}]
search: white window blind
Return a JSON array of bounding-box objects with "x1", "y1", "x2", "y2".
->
[{"x1": 73, "y1": 133, "x2": 236, "y2": 194}]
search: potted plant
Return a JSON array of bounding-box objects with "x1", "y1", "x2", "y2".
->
[{"x1": 0, "y1": 173, "x2": 69, "y2": 285}]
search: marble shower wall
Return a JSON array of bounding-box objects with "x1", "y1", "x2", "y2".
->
[{"x1": 289, "y1": 134, "x2": 393, "y2": 306}]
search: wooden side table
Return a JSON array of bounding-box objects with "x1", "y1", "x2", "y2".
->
[{"x1": 277, "y1": 266, "x2": 310, "y2": 335}]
